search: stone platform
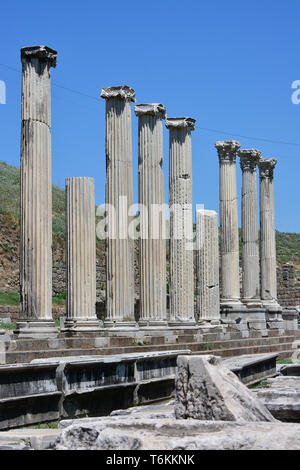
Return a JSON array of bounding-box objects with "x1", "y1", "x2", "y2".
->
[{"x1": 1, "y1": 325, "x2": 300, "y2": 365}]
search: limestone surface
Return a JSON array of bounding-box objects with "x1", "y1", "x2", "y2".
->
[
  {"x1": 19, "y1": 46, "x2": 57, "y2": 325},
  {"x1": 135, "y1": 103, "x2": 167, "y2": 324},
  {"x1": 258, "y1": 158, "x2": 279, "y2": 309},
  {"x1": 101, "y1": 85, "x2": 135, "y2": 324},
  {"x1": 166, "y1": 117, "x2": 196, "y2": 324},
  {"x1": 239, "y1": 149, "x2": 262, "y2": 304},
  {"x1": 255, "y1": 376, "x2": 300, "y2": 422},
  {"x1": 215, "y1": 141, "x2": 242, "y2": 307},
  {"x1": 174, "y1": 355, "x2": 276, "y2": 422},
  {"x1": 55, "y1": 418, "x2": 300, "y2": 450},
  {"x1": 65, "y1": 177, "x2": 98, "y2": 328},
  {"x1": 196, "y1": 210, "x2": 220, "y2": 320}
]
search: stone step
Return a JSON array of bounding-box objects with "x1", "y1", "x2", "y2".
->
[
  {"x1": 190, "y1": 342, "x2": 296, "y2": 359},
  {"x1": 6, "y1": 328, "x2": 298, "y2": 352},
  {"x1": 7, "y1": 335, "x2": 295, "y2": 354},
  {"x1": 4, "y1": 336, "x2": 297, "y2": 364}
]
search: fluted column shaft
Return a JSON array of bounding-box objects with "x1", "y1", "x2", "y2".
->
[
  {"x1": 239, "y1": 149, "x2": 261, "y2": 304},
  {"x1": 20, "y1": 46, "x2": 57, "y2": 324},
  {"x1": 101, "y1": 86, "x2": 135, "y2": 325},
  {"x1": 215, "y1": 140, "x2": 241, "y2": 305},
  {"x1": 166, "y1": 117, "x2": 196, "y2": 325},
  {"x1": 65, "y1": 178, "x2": 98, "y2": 326},
  {"x1": 135, "y1": 104, "x2": 167, "y2": 325},
  {"x1": 196, "y1": 210, "x2": 220, "y2": 320},
  {"x1": 259, "y1": 159, "x2": 278, "y2": 305}
]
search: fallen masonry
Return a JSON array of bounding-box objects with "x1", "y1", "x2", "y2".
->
[
  {"x1": 255, "y1": 376, "x2": 300, "y2": 422},
  {"x1": 55, "y1": 418, "x2": 300, "y2": 450},
  {"x1": 174, "y1": 355, "x2": 275, "y2": 422},
  {"x1": 0, "y1": 351, "x2": 279, "y2": 431}
]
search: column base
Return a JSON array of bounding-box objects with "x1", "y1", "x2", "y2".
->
[
  {"x1": 104, "y1": 320, "x2": 137, "y2": 328},
  {"x1": 242, "y1": 299, "x2": 263, "y2": 308},
  {"x1": 282, "y1": 308, "x2": 299, "y2": 331},
  {"x1": 168, "y1": 320, "x2": 196, "y2": 327},
  {"x1": 62, "y1": 319, "x2": 102, "y2": 335},
  {"x1": 138, "y1": 320, "x2": 168, "y2": 327},
  {"x1": 15, "y1": 321, "x2": 58, "y2": 338}
]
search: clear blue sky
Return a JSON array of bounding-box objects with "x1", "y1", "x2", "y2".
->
[{"x1": 0, "y1": 0, "x2": 299, "y2": 232}]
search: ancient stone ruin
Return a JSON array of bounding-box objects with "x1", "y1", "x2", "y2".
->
[
  {"x1": 0, "y1": 45, "x2": 300, "y2": 449},
  {"x1": 12, "y1": 45, "x2": 297, "y2": 338}
]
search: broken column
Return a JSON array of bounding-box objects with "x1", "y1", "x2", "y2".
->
[
  {"x1": 101, "y1": 86, "x2": 135, "y2": 326},
  {"x1": 215, "y1": 141, "x2": 245, "y2": 325},
  {"x1": 135, "y1": 104, "x2": 167, "y2": 326},
  {"x1": 64, "y1": 177, "x2": 99, "y2": 332},
  {"x1": 196, "y1": 210, "x2": 220, "y2": 322},
  {"x1": 166, "y1": 117, "x2": 196, "y2": 325},
  {"x1": 258, "y1": 158, "x2": 283, "y2": 327},
  {"x1": 17, "y1": 46, "x2": 58, "y2": 337}
]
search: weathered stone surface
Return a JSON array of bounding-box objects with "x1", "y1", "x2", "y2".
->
[
  {"x1": 0, "y1": 428, "x2": 60, "y2": 450},
  {"x1": 174, "y1": 355, "x2": 276, "y2": 421},
  {"x1": 64, "y1": 177, "x2": 99, "y2": 330},
  {"x1": 18, "y1": 46, "x2": 57, "y2": 335},
  {"x1": 215, "y1": 141, "x2": 241, "y2": 308},
  {"x1": 196, "y1": 210, "x2": 220, "y2": 321},
  {"x1": 239, "y1": 149, "x2": 262, "y2": 305},
  {"x1": 255, "y1": 376, "x2": 300, "y2": 422},
  {"x1": 135, "y1": 104, "x2": 167, "y2": 325},
  {"x1": 258, "y1": 158, "x2": 281, "y2": 313},
  {"x1": 166, "y1": 117, "x2": 196, "y2": 324},
  {"x1": 55, "y1": 418, "x2": 300, "y2": 450},
  {"x1": 101, "y1": 86, "x2": 135, "y2": 325}
]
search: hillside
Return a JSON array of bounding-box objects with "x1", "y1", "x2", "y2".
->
[{"x1": 0, "y1": 160, "x2": 299, "y2": 294}]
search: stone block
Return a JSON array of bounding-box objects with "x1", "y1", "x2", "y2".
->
[{"x1": 174, "y1": 355, "x2": 275, "y2": 422}]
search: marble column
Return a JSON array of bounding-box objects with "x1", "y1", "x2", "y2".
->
[
  {"x1": 215, "y1": 140, "x2": 244, "y2": 315},
  {"x1": 17, "y1": 46, "x2": 57, "y2": 337},
  {"x1": 166, "y1": 117, "x2": 196, "y2": 325},
  {"x1": 64, "y1": 177, "x2": 99, "y2": 332},
  {"x1": 196, "y1": 209, "x2": 220, "y2": 322},
  {"x1": 101, "y1": 86, "x2": 135, "y2": 326},
  {"x1": 258, "y1": 158, "x2": 282, "y2": 320},
  {"x1": 239, "y1": 149, "x2": 262, "y2": 306},
  {"x1": 135, "y1": 104, "x2": 167, "y2": 326}
]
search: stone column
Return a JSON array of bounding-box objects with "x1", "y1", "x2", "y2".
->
[
  {"x1": 196, "y1": 209, "x2": 220, "y2": 322},
  {"x1": 166, "y1": 117, "x2": 196, "y2": 325},
  {"x1": 101, "y1": 86, "x2": 135, "y2": 326},
  {"x1": 17, "y1": 46, "x2": 57, "y2": 337},
  {"x1": 258, "y1": 158, "x2": 282, "y2": 323},
  {"x1": 239, "y1": 149, "x2": 262, "y2": 306},
  {"x1": 215, "y1": 141, "x2": 244, "y2": 316},
  {"x1": 135, "y1": 104, "x2": 167, "y2": 326},
  {"x1": 64, "y1": 177, "x2": 99, "y2": 333}
]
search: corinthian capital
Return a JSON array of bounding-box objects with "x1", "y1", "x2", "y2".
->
[
  {"x1": 215, "y1": 140, "x2": 240, "y2": 163},
  {"x1": 239, "y1": 149, "x2": 262, "y2": 172},
  {"x1": 21, "y1": 46, "x2": 57, "y2": 68},
  {"x1": 100, "y1": 85, "x2": 136, "y2": 102},
  {"x1": 165, "y1": 117, "x2": 196, "y2": 131},
  {"x1": 135, "y1": 103, "x2": 166, "y2": 118},
  {"x1": 258, "y1": 158, "x2": 277, "y2": 179}
]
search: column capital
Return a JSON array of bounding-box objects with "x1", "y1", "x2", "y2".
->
[
  {"x1": 165, "y1": 117, "x2": 196, "y2": 131},
  {"x1": 215, "y1": 140, "x2": 240, "y2": 163},
  {"x1": 239, "y1": 149, "x2": 262, "y2": 172},
  {"x1": 21, "y1": 46, "x2": 57, "y2": 67},
  {"x1": 100, "y1": 85, "x2": 136, "y2": 102},
  {"x1": 258, "y1": 158, "x2": 277, "y2": 179},
  {"x1": 134, "y1": 103, "x2": 166, "y2": 119}
]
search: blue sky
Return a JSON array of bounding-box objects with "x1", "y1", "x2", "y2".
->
[{"x1": 0, "y1": 0, "x2": 299, "y2": 232}]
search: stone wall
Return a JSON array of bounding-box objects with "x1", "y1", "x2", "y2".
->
[{"x1": 277, "y1": 263, "x2": 300, "y2": 307}]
